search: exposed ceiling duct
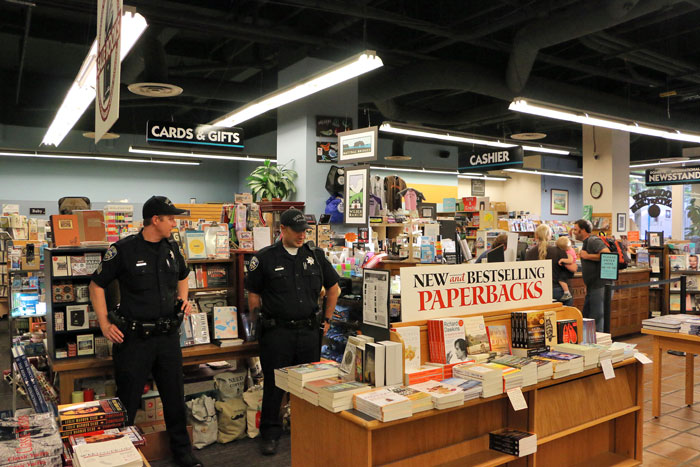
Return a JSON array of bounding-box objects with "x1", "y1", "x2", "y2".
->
[{"x1": 506, "y1": 0, "x2": 684, "y2": 93}]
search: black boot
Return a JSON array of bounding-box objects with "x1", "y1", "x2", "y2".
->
[
  {"x1": 174, "y1": 452, "x2": 203, "y2": 467},
  {"x1": 260, "y1": 438, "x2": 279, "y2": 456}
]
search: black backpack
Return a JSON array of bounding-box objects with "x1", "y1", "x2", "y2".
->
[
  {"x1": 325, "y1": 166, "x2": 345, "y2": 197},
  {"x1": 598, "y1": 234, "x2": 630, "y2": 270}
]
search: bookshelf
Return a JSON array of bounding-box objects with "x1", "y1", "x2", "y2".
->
[
  {"x1": 291, "y1": 304, "x2": 643, "y2": 467},
  {"x1": 648, "y1": 246, "x2": 669, "y2": 316}
]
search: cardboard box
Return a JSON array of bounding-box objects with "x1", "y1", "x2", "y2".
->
[
  {"x1": 142, "y1": 397, "x2": 157, "y2": 412},
  {"x1": 493, "y1": 202, "x2": 507, "y2": 212},
  {"x1": 155, "y1": 408, "x2": 164, "y2": 421},
  {"x1": 137, "y1": 421, "x2": 193, "y2": 461}
]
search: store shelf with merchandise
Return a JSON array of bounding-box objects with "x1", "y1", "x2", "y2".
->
[{"x1": 290, "y1": 303, "x2": 643, "y2": 467}]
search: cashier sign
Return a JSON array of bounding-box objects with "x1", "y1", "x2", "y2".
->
[{"x1": 400, "y1": 261, "x2": 552, "y2": 321}]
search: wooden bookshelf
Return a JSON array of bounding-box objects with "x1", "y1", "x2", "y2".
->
[{"x1": 291, "y1": 304, "x2": 643, "y2": 467}]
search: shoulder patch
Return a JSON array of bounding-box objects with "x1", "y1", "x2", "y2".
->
[
  {"x1": 104, "y1": 245, "x2": 118, "y2": 261},
  {"x1": 249, "y1": 256, "x2": 259, "y2": 271}
]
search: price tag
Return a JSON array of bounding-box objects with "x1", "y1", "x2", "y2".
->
[
  {"x1": 507, "y1": 387, "x2": 528, "y2": 411},
  {"x1": 601, "y1": 359, "x2": 615, "y2": 380},
  {"x1": 634, "y1": 353, "x2": 653, "y2": 365}
]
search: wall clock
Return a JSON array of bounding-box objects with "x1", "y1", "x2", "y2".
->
[{"x1": 590, "y1": 182, "x2": 603, "y2": 199}]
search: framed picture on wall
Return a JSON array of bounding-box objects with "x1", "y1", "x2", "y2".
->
[
  {"x1": 338, "y1": 127, "x2": 378, "y2": 164},
  {"x1": 417, "y1": 203, "x2": 437, "y2": 220},
  {"x1": 550, "y1": 189, "x2": 569, "y2": 215},
  {"x1": 617, "y1": 213, "x2": 626, "y2": 231},
  {"x1": 344, "y1": 165, "x2": 370, "y2": 225}
]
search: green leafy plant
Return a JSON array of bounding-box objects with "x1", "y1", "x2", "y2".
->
[
  {"x1": 246, "y1": 159, "x2": 298, "y2": 201},
  {"x1": 687, "y1": 197, "x2": 700, "y2": 239}
]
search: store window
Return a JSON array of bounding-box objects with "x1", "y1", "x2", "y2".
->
[
  {"x1": 683, "y1": 184, "x2": 700, "y2": 242},
  {"x1": 630, "y1": 175, "x2": 673, "y2": 240}
]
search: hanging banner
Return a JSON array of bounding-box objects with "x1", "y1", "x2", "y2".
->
[
  {"x1": 646, "y1": 166, "x2": 700, "y2": 186},
  {"x1": 146, "y1": 121, "x2": 245, "y2": 149},
  {"x1": 399, "y1": 260, "x2": 552, "y2": 322},
  {"x1": 96, "y1": 0, "x2": 122, "y2": 143},
  {"x1": 459, "y1": 146, "x2": 523, "y2": 172}
]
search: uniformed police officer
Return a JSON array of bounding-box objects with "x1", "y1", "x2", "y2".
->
[
  {"x1": 246, "y1": 209, "x2": 340, "y2": 455},
  {"x1": 89, "y1": 196, "x2": 202, "y2": 467}
]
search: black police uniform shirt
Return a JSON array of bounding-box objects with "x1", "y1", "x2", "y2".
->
[
  {"x1": 245, "y1": 241, "x2": 339, "y2": 320},
  {"x1": 92, "y1": 231, "x2": 189, "y2": 321}
]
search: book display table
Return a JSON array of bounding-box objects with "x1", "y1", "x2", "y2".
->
[
  {"x1": 641, "y1": 328, "x2": 699, "y2": 418},
  {"x1": 291, "y1": 305, "x2": 643, "y2": 467},
  {"x1": 50, "y1": 342, "x2": 259, "y2": 404}
]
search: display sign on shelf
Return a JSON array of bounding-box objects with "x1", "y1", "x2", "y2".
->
[
  {"x1": 458, "y1": 146, "x2": 523, "y2": 172},
  {"x1": 399, "y1": 260, "x2": 552, "y2": 321},
  {"x1": 95, "y1": 0, "x2": 122, "y2": 142},
  {"x1": 146, "y1": 121, "x2": 244, "y2": 150}
]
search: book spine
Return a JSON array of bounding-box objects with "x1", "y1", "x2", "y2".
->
[
  {"x1": 60, "y1": 420, "x2": 125, "y2": 437},
  {"x1": 13, "y1": 347, "x2": 49, "y2": 413},
  {"x1": 60, "y1": 414, "x2": 126, "y2": 429}
]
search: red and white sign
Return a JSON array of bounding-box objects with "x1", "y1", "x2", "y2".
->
[
  {"x1": 95, "y1": 0, "x2": 122, "y2": 142},
  {"x1": 399, "y1": 261, "x2": 553, "y2": 322}
]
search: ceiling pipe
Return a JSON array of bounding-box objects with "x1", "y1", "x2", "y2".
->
[{"x1": 506, "y1": 0, "x2": 684, "y2": 93}]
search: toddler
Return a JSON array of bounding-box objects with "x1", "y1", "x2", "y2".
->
[{"x1": 556, "y1": 236, "x2": 576, "y2": 301}]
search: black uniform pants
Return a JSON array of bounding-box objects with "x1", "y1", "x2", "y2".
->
[
  {"x1": 259, "y1": 324, "x2": 320, "y2": 441},
  {"x1": 113, "y1": 332, "x2": 192, "y2": 456}
]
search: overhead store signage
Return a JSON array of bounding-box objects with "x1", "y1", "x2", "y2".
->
[
  {"x1": 646, "y1": 166, "x2": 700, "y2": 186},
  {"x1": 147, "y1": 121, "x2": 245, "y2": 150},
  {"x1": 630, "y1": 189, "x2": 671, "y2": 213},
  {"x1": 458, "y1": 146, "x2": 523, "y2": 172},
  {"x1": 399, "y1": 260, "x2": 552, "y2": 321},
  {"x1": 95, "y1": 0, "x2": 122, "y2": 143}
]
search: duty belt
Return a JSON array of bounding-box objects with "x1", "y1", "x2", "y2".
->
[
  {"x1": 261, "y1": 315, "x2": 317, "y2": 330},
  {"x1": 109, "y1": 310, "x2": 184, "y2": 338}
]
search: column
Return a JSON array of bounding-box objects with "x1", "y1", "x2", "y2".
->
[{"x1": 582, "y1": 125, "x2": 630, "y2": 235}]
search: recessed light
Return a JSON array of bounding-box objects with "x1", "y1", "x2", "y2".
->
[{"x1": 510, "y1": 132, "x2": 547, "y2": 140}]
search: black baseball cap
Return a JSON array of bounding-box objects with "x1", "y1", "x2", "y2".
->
[
  {"x1": 143, "y1": 196, "x2": 187, "y2": 219},
  {"x1": 280, "y1": 209, "x2": 309, "y2": 232}
]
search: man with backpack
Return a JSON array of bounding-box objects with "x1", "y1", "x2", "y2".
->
[{"x1": 573, "y1": 219, "x2": 610, "y2": 331}]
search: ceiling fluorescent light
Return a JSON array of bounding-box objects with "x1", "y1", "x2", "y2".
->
[
  {"x1": 509, "y1": 98, "x2": 700, "y2": 144},
  {"x1": 503, "y1": 168, "x2": 583, "y2": 179},
  {"x1": 0, "y1": 150, "x2": 199, "y2": 165},
  {"x1": 129, "y1": 146, "x2": 275, "y2": 162},
  {"x1": 211, "y1": 51, "x2": 383, "y2": 127},
  {"x1": 457, "y1": 174, "x2": 508, "y2": 181},
  {"x1": 520, "y1": 145, "x2": 570, "y2": 155},
  {"x1": 42, "y1": 9, "x2": 148, "y2": 147},
  {"x1": 380, "y1": 122, "x2": 515, "y2": 148},
  {"x1": 370, "y1": 165, "x2": 507, "y2": 181},
  {"x1": 630, "y1": 174, "x2": 645, "y2": 179},
  {"x1": 629, "y1": 158, "x2": 694, "y2": 168}
]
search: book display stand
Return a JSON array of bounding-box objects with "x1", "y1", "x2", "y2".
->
[{"x1": 291, "y1": 304, "x2": 643, "y2": 467}]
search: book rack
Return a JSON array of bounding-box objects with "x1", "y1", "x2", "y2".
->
[{"x1": 291, "y1": 304, "x2": 643, "y2": 467}]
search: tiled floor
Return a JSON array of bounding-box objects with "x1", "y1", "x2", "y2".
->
[{"x1": 622, "y1": 333, "x2": 700, "y2": 466}]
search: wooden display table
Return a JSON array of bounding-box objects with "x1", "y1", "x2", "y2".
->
[
  {"x1": 50, "y1": 342, "x2": 259, "y2": 404},
  {"x1": 291, "y1": 358, "x2": 643, "y2": 466},
  {"x1": 641, "y1": 329, "x2": 698, "y2": 418},
  {"x1": 291, "y1": 304, "x2": 643, "y2": 466},
  {"x1": 570, "y1": 268, "x2": 650, "y2": 337}
]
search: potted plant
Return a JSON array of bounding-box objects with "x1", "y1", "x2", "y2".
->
[{"x1": 246, "y1": 159, "x2": 298, "y2": 202}]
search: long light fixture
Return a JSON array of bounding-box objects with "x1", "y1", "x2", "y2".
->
[
  {"x1": 380, "y1": 122, "x2": 515, "y2": 148},
  {"x1": 129, "y1": 146, "x2": 275, "y2": 162},
  {"x1": 379, "y1": 122, "x2": 573, "y2": 155},
  {"x1": 629, "y1": 158, "x2": 698, "y2": 168},
  {"x1": 42, "y1": 8, "x2": 148, "y2": 147},
  {"x1": 503, "y1": 168, "x2": 583, "y2": 179},
  {"x1": 370, "y1": 165, "x2": 508, "y2": 181},
  {"x1": 509, "y1": 98, "x2": 700, "y2": 144},
  {"x1": 0, "y1": 150, "x2": 199, "y2": 166},
  {"x1": 210, "y1": 51, "x2": 383, "y2": 127}
]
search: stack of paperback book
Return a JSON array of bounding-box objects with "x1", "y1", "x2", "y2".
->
[
  {"x1": 533, "y1": 351, "x2": 583, "y2": 379},
  {"x1": 453, "y1": 363, "x2": 503, "y2": 398},
  {"x1": 302, "y1": 378, "x2": 344, "y2": 406},
  {"x1": 318, "y1": 381, "x2": 370, "y2": 413},
  {"x1": 353, "y1": 388, "x2": 413, "y2": 422},
  {"x1": 403, "y1": 366, "x2": 444, "y2": 386},
  {"x1": 596, "y1": 332, "x2": 612, "y2": 345},
  {"x1": 680, "y1": 317, "x2": 700, "y2": 336},
  {"x1": 642, "y1": 316, "x2": 683, "y2": 332},
  {"x1": 285, "y1": 362, "x2": 340, "y2": 398},
  {"x1": 68, "y1": 426, "x2": 145, "y2": 449},
  {"x1": 58, "y1": 398, "x2": 126, "y2": 439},
  {"x1": 440, "y1": 377, "x2": 482, "y2": 401},
  {"x1": 491, "y1": 356, "x2": 538, "y2": 387},
  {"x1": 552, "y1": 343, "x2": 601, "y2": 370},
  {"x1": 72, "y1": 435, "x2": 142, "y2": 467},
  {"x1": 489, "y1": 429, "x2": 537, "y2": 457},
  {"x1": 409, "y1": 380, "x2": 464, "y2": 409},
  {"x1": 484, "y1": 363, "x2": 522, "y2": 391},
  {"x1": 533, "y1": 359, "x2": 553, "y2": 382},
  {"x1": 0, "y1": 413, "x2": 62, "y2": 467},
  {"x1": 385, "y1": 386, "x2": 433, "y2": 413}
]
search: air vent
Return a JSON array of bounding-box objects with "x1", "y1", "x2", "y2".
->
[
  {"x1": 127, "y1": 82, "x2": 183, "y2": 97},
  {"x1": 510, "y1": 132, "x2": 547, "y2": 140}
]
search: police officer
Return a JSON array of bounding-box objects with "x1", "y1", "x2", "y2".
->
[
  {"x1": 246, "y1": 209, "x2": 340, "y2": 456},
  {"x1": 89, "y1": 196, "x2": 202, "y2": 467}
]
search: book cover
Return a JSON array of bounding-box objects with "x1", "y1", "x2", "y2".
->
[
  {"x1": 66, "y1": 305, "x2": 89, "y2": 331},
  {"x1": 581, "y1": 319, "x2": 596, "y2": 344},
  {"x1": 185, "y1": 231, "x2": 207, "y2": 259},
  {"x1": 394, "y1": 326, "x2": 421, "y2": 371},
  {"x1": 669, "y1": 254, "x2": 688, "y2": 272},
  {"x1": 670, "y1": 294, "x2": 681, "y2": 311},
  {"x1": 206, "y1": 264, "x2": 228, "y2": 287},
  {"x1": 51, "y1": 214, "x2": 80, "y2": 247},
  {"x1": 58, "y1": 398, "x2": 126, "y2": 424},
  {"x1": 464, "y1": 316, "x2": 489, "y2": 355},
  {"x1": 52, "y1": 256, "x2": 69, "y2": 277},
  {"x1": 75, "y1": 210, "x2": 107, "y2": 243},
  {"x1": 213, "y1": 306, "x2": 238, "y2": 339},
  {"x1": 340, "y1": 340, "x2": 359, "y2": 376},
  {"x1": 76, "y1": 334, "x2": 94, "y2": 356},
  {"x1": 365, "y1": 343, "x2": 385, "y2": 387},
  {"x1": 486, "y1": 325, "x2": 510, "y2": 354},
  {"x1": 364, "y1": 343, "x2": 376, "y2": 385},
  {"x1": 72, "y1": 435, "x2": 141, "y2": 466},
  {"x1": 70, "y1": 256, "x2": 87, "y2": 276},
  {"x1": 84, "y1": 253, "x2": 102, "y2": 275},
  {"x1": 0, "y1": 413, "x2": 62, "y2": 466},
  {"x1": 190, "y1": 312, "x2": 210, "y2": 344},
  {"x1": 355, "y1": 347, "x2": 364, "y2": 382},
  {"x1": 557, "y1": 319, "x2": 578, "y2": 344},
  {"x1": 525, "y1": 311, "x2": 545, "y2": 347},
  {"x1": 543, "y1": 311, "x2": 557, "y2": 348},
  {"x1": 215, "y1": 231, "x2": 230, "y2": 259},
  {"x1": 69, "y1": 426, "x2": 145, "y2": 448}
]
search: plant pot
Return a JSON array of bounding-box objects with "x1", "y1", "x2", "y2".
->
[{"x1": 272, "y1": 198, "x2": 282, "y2": 201}]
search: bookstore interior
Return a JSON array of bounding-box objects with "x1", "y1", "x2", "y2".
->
[{"x1": 9, "y1": 2, "x2": 700, "y2": 466}]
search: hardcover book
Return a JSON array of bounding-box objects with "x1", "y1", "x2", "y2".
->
[
  {"x1": 206, "y1": 265, "x2": 228, "y2": 287},
  {"x1": 213, "y1": 306, "x2": 238, "y2": 340},
  {"x1": 69, "y1": 256, "x2": 87, "y2": 276},
  {"x1": 52, "y1": 255, "x2": 70, "y2": 277},
  {"x1": 51, "y1": 214, "x2": 80, "y2": 247},
  {"x1": 185, "y1": 231, "x2": 207, "y2": 259}
]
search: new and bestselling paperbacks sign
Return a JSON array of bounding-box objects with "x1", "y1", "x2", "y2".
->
[
  {"x1": 96, "y1": 0, "x2": 122, "y2": 142},
  {"x1": 399, "y1": 260, "x2": 552, "y2": 322}
]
